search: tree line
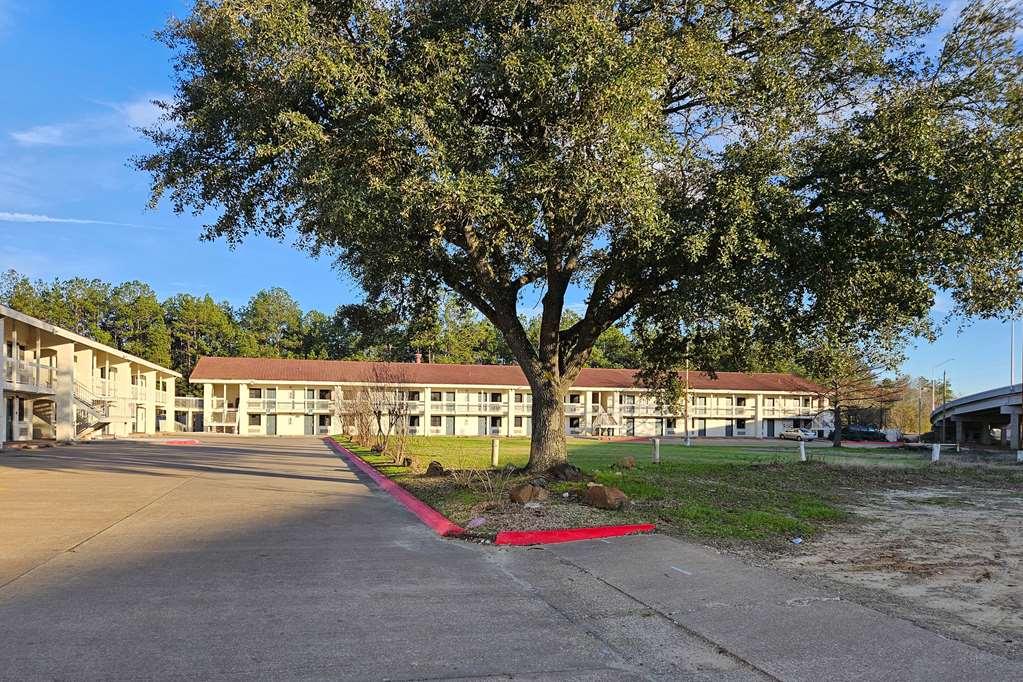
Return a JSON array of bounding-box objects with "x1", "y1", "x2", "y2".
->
[{"x1": 0, "y1": 270, "x2": 640, "y2": 393}]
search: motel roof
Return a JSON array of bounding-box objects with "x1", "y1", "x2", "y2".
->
[{"x1": 190, "y1": 356, "x2": 825, "y2": 393}]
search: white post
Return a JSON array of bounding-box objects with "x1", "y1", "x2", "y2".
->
[
  {"x1": 491, "y1": 438, "x2": 500, "y2": 467},
  {"x1": 1017, "y1": 449, "x2": 1023, "y2": 464},
  {"x1": 799, "y1": 440, "x2": 806, "y2": 462},
  {"x1": 931, "y1": 442, "x2": 940, "y2": 463},
  {"x1": 652, "y1": 437, "x2": 660, "y2": 463}
]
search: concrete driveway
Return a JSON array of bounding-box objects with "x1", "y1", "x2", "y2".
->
[
  {"x1": 0, "y1": 437, "x2": 748, "y2": 680},
  {"x1": 1, "y1": 437, "x2": 1016, "y2": 680}
]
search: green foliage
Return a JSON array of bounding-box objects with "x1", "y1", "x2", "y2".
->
[{"x1": 107, "y1": 282, "x2": 172, "y2": 366}]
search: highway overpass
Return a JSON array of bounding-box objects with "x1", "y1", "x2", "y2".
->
[{"x1": 931, "y1": 384, "x2": 1023, "y2": 449}]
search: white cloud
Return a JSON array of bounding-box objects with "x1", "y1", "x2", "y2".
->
[
  {"x1": 0, "y1": 211, "x2": 166, "y2": 231},
  {"x1": 8, "y1": 94, "x2": 169, "y2": 147}
]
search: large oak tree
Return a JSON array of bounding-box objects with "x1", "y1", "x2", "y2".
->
[{"x1": 141, "y1": 0, "x2": 1023, "y2": 470}]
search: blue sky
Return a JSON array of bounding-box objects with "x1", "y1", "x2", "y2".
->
[{"x1": 0, "y1": 0, "x2": 1019, "y2": 394}]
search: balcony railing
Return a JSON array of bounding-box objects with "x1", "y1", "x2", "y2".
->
[
  {"x1": 175, "y1": 396, "x2": 204, "y2": 410},
  {"x1": 247, "y1": 398, "x2": 335, "y2": 413},
  {"x1": 761, "y1": 405, "x2": 819, "y2": 418},
  {"x1": 4, "y1": 360, "x2": 56, "y2": 390}
]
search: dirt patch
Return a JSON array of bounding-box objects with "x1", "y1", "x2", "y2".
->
[
  {"x1": 397, "y1": 472, "x2": 628, "y2": 537},
  {"x1": 772, "y1": 486, "x2": 1023, "y2": 659}
]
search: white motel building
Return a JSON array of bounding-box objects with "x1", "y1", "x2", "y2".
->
[
  {"x1": 1, "y1": 305, "x2": 180, "y2": 447},
  {"x1": 1, "y1": 304, "x2": 828, "y2": 445},
  {"x1": 186, "y1": 356, "x2": 828, "y2": 439}
]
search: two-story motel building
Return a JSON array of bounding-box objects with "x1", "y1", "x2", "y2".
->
[
  {"x1": 1, "y1": 305, "x2": 180, "y2": 446},
  {"x1": 187, "y1": 356, "x2": 828, "y2": 439}
]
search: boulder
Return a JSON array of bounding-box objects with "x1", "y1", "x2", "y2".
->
[
  {"x1": 585, "y1": 484, "x2": 629, "y2": 510},
  {"x1": 424, "y1": 460, "x2": 447, "y2": 477},
  {"x1": 546, "y1": 462, "x2": 585, "y2": 482},
  {"x1": 616, "y1": 456, "x2": 636, "y2": 469},
  {"x1": 509, "y1": 483, "x2": 550, "y2": 504}
]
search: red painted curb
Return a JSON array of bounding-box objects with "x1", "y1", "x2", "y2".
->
[
  {"x1": 163, "y1": 439, "x2": 201, "y2": 446},
  {"x1": 324, "y1": 438, "x2": 464, "y2": 537},
  {"x1": 494, "y1": 523, "x2": 656, "y2": 546}
]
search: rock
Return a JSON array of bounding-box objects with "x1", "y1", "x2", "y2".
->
[
  {"x1": 585, "y1": 484, "x2": 629, "y2": 510},
  {"x1": 616, "y1": 456, "x2": 636, "y2": 469},
  {"x1": 424, "y1": 460, "x2": 447, "y2": 477},
  {"x1": 509, "y1": 483, "x2": 550, "y2": 504},
  {"x1": 547, "y1": 462, "x2": 585, "y2": 481},
  {"x1": 466, "y1": 516, "x2": 488, "y2": 529},
  {"x1": 524, "y1": 501, "x2": 543, "y2": 510}
]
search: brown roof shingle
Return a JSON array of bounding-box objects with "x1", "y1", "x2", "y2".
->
[{"x1": 190, "y1": 356, "x2": 824, "y2": 393}]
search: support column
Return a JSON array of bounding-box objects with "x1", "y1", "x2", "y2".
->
[
  {"x1": 954, "y1": 418, "x2": 964, "y2": 446},
  {"x1": 1011, "y1": 412, "x2": 1020, "y2": 451},
  {"x1": 506, "y1": 388, "x2": 514, "y2": 436},
  {"x1": 980, "y1": 423, "x2": 991, "y2": 446},
  {"x1": 34, "y1": 332, "x2": 41, "y2": 386},
  {"x1": 755, "y1": 393, "x2": 764, "y2": 439},
  {"x1": 143, "y1": 370, "x2": 157, "y2": 434},
  {"x1": 203, "y1": 383, "x2": 213, "y2": 433},
  {"x1": 54, "y1": 341, "x2": 75, "y2": 441},
  {"x1": 584, "y1": 390, "x2": 592, "y2": 435},
  {"x1": 238, "y1": 383, "x2": 249, "y2": 436},
  {"x1": 423, "y1": 386, "x2": 432, "y2": 436}
]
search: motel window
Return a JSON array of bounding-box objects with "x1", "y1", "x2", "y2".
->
[
  {"x1": 514, "y1": 416, "x2": 523, "y2": 428},
  {"x1": 490, "y1": 416, "x2": 502, "y2": 427},
  {"x1": 666, "y1": 418, "x2": 676, "y2": 429},
  {"x1": 568, "y1": 417, "x2": 581, "y2": 429},
  {"x1": 430, "y1": 416, "x2": 442, "y2": 427},
  {"x1": 319, "y1": 389, "x2": 331, "y2": 400},
  {"x1": 736, "y1": 419, "x2": 747, "y2": 430},
  {"x1": 620, "y1": 394, "x2": 635, "y2": 405},
  {"x1": 445, "y1": 392, "x2": 455, "y2": 402},
  {"x1": 514, "y1": 393, "x2": 523, "y2": 403},
  {"x1": 249, "y1": 388, "x2": 262, "y2": 399},
  {"x1": 736, "y1": 397, "x2": 746, "y2": 407},
  {"x1": 248, "y1": 414, "x2": 262, "y2": 426},
  {"x1": 318, "y1": 415, "x2": 330, "y2": 427},
  {"x1": 568, "y1": 393, "x2": 581, "y2": 404},
  {"x1": 409, "y1": 416, "x2": 420, "y2": 427},
  {"x1": 490, "y1": 392, "x2": 502, "y2": 403},
  {"x1": 407, "y1": 391, "x2": 420, "y2": 402},
  {"x1": 802, "y1": 396, "x2": 812, "y2": 407},
  {"x1": 306, "y1": 389, "x2": 316, "y2": 400},
  {"x1": 431, "y1": 391, "x2": 442, "y2": 402}
]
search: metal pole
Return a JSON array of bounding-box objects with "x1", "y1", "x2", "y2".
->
[
  {"x1": 942, "y1": 369, "x2": 948, "y2": 443},
  {"x1": 683, "y1": 350, "x2": 691, "y2": 447}
]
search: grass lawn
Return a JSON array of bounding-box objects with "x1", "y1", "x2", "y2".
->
[{"x1": 337, "y1": 435, "x2": 1022, "y2": 546}]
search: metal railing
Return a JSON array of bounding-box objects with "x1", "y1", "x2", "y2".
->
[{"x1": 175, "y1": 396, "x2": 204, "y2": 409}]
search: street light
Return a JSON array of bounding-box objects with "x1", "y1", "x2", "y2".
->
[{"x1": 930, "y1": 358, "x2": 953, "y2": 443}]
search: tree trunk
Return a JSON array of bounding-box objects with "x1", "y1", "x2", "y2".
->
[
  {"x1": 527, "y1": 378, "x2": 568, "y2": 471},
  {"x1": 832, "y1": 402, "x2": 842, "y2": 448}
]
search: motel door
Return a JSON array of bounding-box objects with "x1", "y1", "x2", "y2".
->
[
  {"x1": 766, "y1": 420, "x2": 775, "y2": 438},
  {"x1": 5, "y1": 398, "x2": 12, "y2": 440},
  {"x1": 477, "y1": 417, "x2": 487, "y2": 436},
  {"x1": 695, "y1": 419, "x2": 707, "y2": 437},
  {"x1": 725, "y1": 422, "x2": 734, "y2": 437},
  {"x1": 267, "y1": 414, "x2": 277, "y2": 436},
  {"x1": 304, "y1": 415, "x2": 315, "y2": 435},
  {"x1": 445, "y1": 416, "x2": 456, "y2": 435}
]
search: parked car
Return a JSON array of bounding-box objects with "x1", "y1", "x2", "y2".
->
[
  {"x1": 780, "y1": 427, "x2": 816, "y2": 441},
  {"x1": 841, "y1": 426, "x2": 889, "y2": 442}
]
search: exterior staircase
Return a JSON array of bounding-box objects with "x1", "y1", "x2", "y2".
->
[
  {"x1": 31, "y1": 400, "x2": 56, "y2": 440},
  {"x1": 74, "y1": 382, "x2": 113, "y2": 438},
  {"x1": 590, "y1": 404, "x2": 619, "y2": 435}
]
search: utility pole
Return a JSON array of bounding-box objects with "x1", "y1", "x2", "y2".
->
[{"x1": 941, "y1": 369, "x2": 948, "y2": 443}]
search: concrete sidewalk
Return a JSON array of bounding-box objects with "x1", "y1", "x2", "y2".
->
[{"x1": 538, "y1": 534, "x2": 1018, "y2": 681}]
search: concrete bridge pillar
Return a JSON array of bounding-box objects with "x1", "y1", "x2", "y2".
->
[
  {"x1": 954, "y1": 418, "x2": 964, "y2": 446},
  {"x1": 1011, "y1": 412, "x2": 1020, "y2": 451}
]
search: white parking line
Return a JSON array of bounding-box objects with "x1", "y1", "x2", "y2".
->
[{"x1": 670, "y1": 565, "x2": 692, "y2": 576}]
